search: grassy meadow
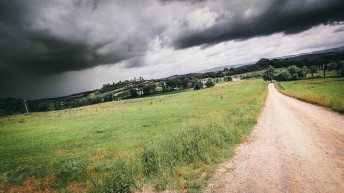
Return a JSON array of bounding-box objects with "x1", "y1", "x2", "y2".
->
[
  {"x1": 276, "y1": 77, "x2": 344, "y2": 112},
  {"x1": 308, "y1": 69, "x2": 338, "y2": 77},
  {"x1": 0, "y1": 80, "x2": 267, "y2": 192}
]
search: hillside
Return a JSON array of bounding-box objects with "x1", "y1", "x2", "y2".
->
[{"x1": 0, "y1": 80, "x2": 267, "y2": 192}]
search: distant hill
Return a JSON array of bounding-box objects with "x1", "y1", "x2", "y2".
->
[
  {"x1": 197, "y1": 62, "x2": 254, "y2": 73},
  {"x1": 279, "y1": 46, "x2": 344, "y2": 59},
  {"x1": 200, "y1": 46, "x2": 344, "y2": 72}
]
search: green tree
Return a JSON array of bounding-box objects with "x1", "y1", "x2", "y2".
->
[
  {"x1": 273, "y1": 69, "x2": 292, "y2": 81},
  {"x1": 193, "y1": 81, "x2": 203, "y2": 90},
  {"x1": 256, "y1": 58, "x2": 271, "y2": 68},
  {"x1": 309, "y1": 66, "x2": 317, "y2": 77},
  {"x1": 37, "y1": 102, "x2": 55, "y2": 111},
  {"x1": 272, "y1": 66, "x2": 306, "y2": 81},
  {"x1": 224, "y1": 76, "x2": 232, "y2": 82},
  {"x1": 287, "y1": 65, "x2": 306, "y2": 79},
  {"x1": 143, "y1": 83, "x2": 156, "y2": 95},
  {"x1": 264, "y1": 65, "x2": 275, "y2": 82},
  {"x1": 0, "y1": 97, "x2": 26, "y2": 114},
  {"x1": 335, "y1": 61, "x2": 343, "y2": 77},
  {"x1": 166, "y1": 79, "x2": 176, "y2": 91},
  {"x1": 129, "y1": 88, "x2": 138, "y2": 98},
  {"x1": 205, "y1": 79, "x2": 215, "y2": 87}
]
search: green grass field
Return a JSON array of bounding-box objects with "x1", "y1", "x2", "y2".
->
[
  {"x1": 0, "y1": 80, "x2": 267, "y2": 192},
  {"x1": 276, "y1": 78, "x2": 344, "y2": 112},
  {"x1": 307, "y1": 69, "x2": 338, "y2": 77}
]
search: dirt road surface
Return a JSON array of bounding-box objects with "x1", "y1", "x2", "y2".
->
[{"x1": 205, "y1": 83, "x2": 344, "y2": 193}]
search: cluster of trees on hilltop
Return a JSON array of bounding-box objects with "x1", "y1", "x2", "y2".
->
[
  {"x1": 213, "y1": 52, "x2": 344, "y2": 78},
  {"x1": 256, "y1": 52, "x2": 344, "y2": 69},
  {"x1": 263, "y1": 62, "x2": 344, "y2": 82},
  {"x1": 100, "y1": 77, "x2": 144, "y2": 93},
  {"x1": 26, "y1": 96, "x2": 110, "y2": 112},
  {"x1": 262, "y1": 65, "x2": 307, "y2": 81},
  {"x1": 223, "y1": 64, "x2": 262, "y2": 76},
  {"x1": 0, "y1": 77, "x2": 219, "y2": 115}
]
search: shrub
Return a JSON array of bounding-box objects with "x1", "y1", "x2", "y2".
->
[
  {"x1": 287, "y1": 65, "x2": 298, "y2": 75},
  {"x1": 129, "y1": 88, "x2": 138, "y2": 98},
  {"x1": 273, "y1": 65, "x2": 306, "y2": 81},
  {"x1": 205, "y1": 79, "x2": 215, "y2": 87},
  {"x1": 273, "y1": 69, "x2": 292, "y2": 81},
  {"x1": 193, "y1": 81, "x2": 203, "y2": 90},
  {"x1": 224, "y1": 76, "x2": 232, "y2": 81},
  {"x1": 37, "y1": 103, "x2": 55, "y2": 111},
  {"x1": 239, "y1": 71, "x2": 263, "y2": 79}
]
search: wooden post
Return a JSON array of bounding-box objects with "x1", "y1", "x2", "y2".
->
[
  {"x1": 323, "y1": 64, "x2": 326, "y2": 77},
  {"x1": 23, "y1": 99, "x2": 28, "y2": 114}
]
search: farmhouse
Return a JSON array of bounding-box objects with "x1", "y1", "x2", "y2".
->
[
  {"x1": 232, "y1": 77, "x2": 241, "y2": 82},
  {"x1": 200, "y1": 78, "x2": 210, "y2": 85}
]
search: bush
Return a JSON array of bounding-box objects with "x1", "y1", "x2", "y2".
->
[
  {"x1": 0, "y1": 97, "x2": 26, "y2": 115},
  {"x1": 239, "y1": 71, "x2": 263, "y2": 79},
  {"x1": 273, "y1": 65, "x2": 306, "y2": 81},
  {"x1": 224, "y1": 76, "x2": 232, "y2": 81},
  {"x1": 193, "y1": 81, "x2": 203, "y2": 90},
  {"x1": 205, "y1": 79, "x2": 215, "y2": 87},
  {"x1": 37, "y1": 102, "x2": 55, "y2": 111},
  {"x1": 143, "y1": 83, "x2": 157, "y2": 95},
  {"x1": 273, "y1": 69, "x2": 292, "y2": 81},
  {"x1": 129, "y1": 88, "x2": 138, "y2": 98}
]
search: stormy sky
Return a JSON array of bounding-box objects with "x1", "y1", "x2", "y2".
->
[{"x1": 1, "y1": 0, "x2": 344, "y2": 99}]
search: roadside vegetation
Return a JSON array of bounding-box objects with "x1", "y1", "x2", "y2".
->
[
  {"x1": 276, "y1": 77, "x2": 344, "y2": 112},
  {"x1": 0, "y1": 80, "x2": 267, "y2": 192}
]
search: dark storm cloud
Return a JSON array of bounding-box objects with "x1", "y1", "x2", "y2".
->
[
  {"x1": 159, "y1": 0, "x2": 205, "y2": 3},
  {"x1": 3, "y1": 0, "x2": 343, "y2": 76},
  {"x1": 0, "y1": 0, "x2": 148, "y2": 76},
  {"x1": 174, "y1": 0, "x2": 344, "y2": 48},
  {"x1": 334, "y1": 27, "x2": 344, "y2": 33},
  {"x1": 1, "y1": 0, "x2": 344, "y2": 99},
  {"x1": 0, "y1": 31, "x2": 120, "y2": 75}
]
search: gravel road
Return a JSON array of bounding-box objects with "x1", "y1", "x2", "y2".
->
[{"x1": 205, "y1": 83, "x2": 344, "y2": 193}]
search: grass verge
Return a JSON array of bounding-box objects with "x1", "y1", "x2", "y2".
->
[{"x1": 276, "y1": 77, "x2": 344, "y2": 113}]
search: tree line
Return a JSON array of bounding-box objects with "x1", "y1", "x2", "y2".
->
[{"x1": 1, "y1": 52, "x2": 344, "y2": 115}]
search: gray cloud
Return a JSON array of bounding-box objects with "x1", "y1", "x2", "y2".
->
[
  {"x1": 173, "y1": 0, "x2": 344, "y2": 48},
  {"x1": 159, "y1": 0, "x2": 205, "y2": 3},
  {"x1": 0, "y1": 0, "x2": 154, "y2": 76},
  {"x1": 1, "y1": 0, "x2": 344, "y2": 99},
  {"x1": 334, "y1": 26, "x2": 344, "y2": 33},
  {"x1": 3, "y1": 0, "x2": 343, "y2": 76}
]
